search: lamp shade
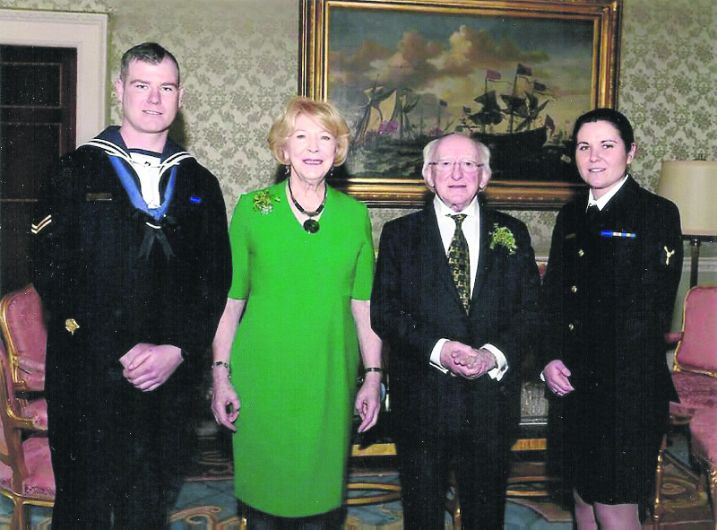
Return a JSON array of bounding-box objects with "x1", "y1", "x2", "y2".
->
[{"x1": 657, "y1": 160, "x2": 717, "y2": 236}]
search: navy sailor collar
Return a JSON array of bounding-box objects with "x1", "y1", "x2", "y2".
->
[
  {"x1": 82, "y1": 126, "x2": 193, "y2": 223},
  {"x1": 81, "y1": 126, "x2": 194, "y2": 176}
]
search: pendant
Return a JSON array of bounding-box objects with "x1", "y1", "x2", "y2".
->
[{"x1": 303, "y1": 218, "x2": 320, "y2": 233}]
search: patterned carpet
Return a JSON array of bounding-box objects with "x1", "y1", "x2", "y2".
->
[{"x1": 1, "y1": 430, "x2": 712, "y2": 529}]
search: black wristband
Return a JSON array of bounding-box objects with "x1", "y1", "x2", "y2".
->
[
  {"x1": 364, "y1": 367, "x2": 383, "y2": 374},
  {"x1": 212, "y1": 360, "x2": 231, "y2": 374}
]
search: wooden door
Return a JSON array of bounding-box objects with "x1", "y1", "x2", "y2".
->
[{"x1": 0, "y1": 45, "x2": 76, "y2": 294}]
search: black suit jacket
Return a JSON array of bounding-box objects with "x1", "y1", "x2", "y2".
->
[{"x1": 371, "y1": 200, "x2": 541, "y2": 440}]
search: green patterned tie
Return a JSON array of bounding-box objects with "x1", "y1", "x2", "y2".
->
[{"x1": 448, "y1": 214, "x2": 471, "y2": 313}]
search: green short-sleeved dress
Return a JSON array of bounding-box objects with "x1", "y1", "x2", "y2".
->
[{"x1": 228, "y1": 181, "x2": 374, "y2": 517}]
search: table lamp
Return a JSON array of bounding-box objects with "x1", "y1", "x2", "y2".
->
[{"x1": 657, "y1": 160, "x2": 717, "y2": 287}]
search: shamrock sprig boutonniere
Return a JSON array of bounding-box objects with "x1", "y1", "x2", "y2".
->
[
  {"x1": 253, "y1": 189, "x2": 281, "y2": 215},
  {"x1": 489, "y1": 224, "x2": 517, "y2": 255}
]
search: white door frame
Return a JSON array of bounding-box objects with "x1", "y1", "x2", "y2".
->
[{"x1": 0, "y1": 8, "x2": 108, "y2": 146}]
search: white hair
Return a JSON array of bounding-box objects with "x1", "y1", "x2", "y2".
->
[{"x1": 421, "y1": 133, "x2": 492, "y2": 190}]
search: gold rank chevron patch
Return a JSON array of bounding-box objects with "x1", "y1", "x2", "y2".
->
[{"x1": 31, "y1": 215, "x2": 52, "y2": 234}]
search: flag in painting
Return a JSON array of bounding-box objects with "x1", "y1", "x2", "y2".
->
[{"x1": 517, "y1": 63, "x2": 532, "y2": 76}]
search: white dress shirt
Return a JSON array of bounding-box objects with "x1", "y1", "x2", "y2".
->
[
  {"x1": 129, "y1": 151, "x2": 163, "y2": 209},
  {"x1": 587, "y1": 174, "x2": 629, "y2": 211},
  {"x1": 428, "y1": 196, "x2": 508, "y2": 380}
]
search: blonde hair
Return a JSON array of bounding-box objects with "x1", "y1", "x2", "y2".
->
[{"x1": 268, "y1": 96, "x2": 350, "y2": 166}]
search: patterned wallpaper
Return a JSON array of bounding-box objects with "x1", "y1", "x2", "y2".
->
[{"x1": 2, "y1": 0, "x2": 716, "y2": 256}]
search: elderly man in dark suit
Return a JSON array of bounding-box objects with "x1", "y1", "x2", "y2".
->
[{"x1": 371, "y1": 133, "x2": 541, "y2": 529}]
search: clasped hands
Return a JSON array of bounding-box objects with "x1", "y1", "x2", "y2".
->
[
  {"x1": 120, "y1": 343, "x2": 184, "y2": 392},
  {"x1": 440, "y1": 341, "x2": 497, "y2": 379}
]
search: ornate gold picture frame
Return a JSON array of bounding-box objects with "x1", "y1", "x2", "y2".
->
[{"x1": 300, "y1": 0, "x2": 622, "y2": 208}]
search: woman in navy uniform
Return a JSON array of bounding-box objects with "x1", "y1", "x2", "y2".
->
[{"x1": 542, "y1": 108, "x2": 682, "y2": 529}]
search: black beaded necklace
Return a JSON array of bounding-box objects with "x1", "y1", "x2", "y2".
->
[{"x1": 287, "y1": 179, "x2": 326, "y2": 233}]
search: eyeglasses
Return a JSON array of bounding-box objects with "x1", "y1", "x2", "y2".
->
[{"x1": 429, "y1": 159, "x2": 483, "y2": 174}]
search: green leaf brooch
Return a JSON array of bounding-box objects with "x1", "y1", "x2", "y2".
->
[
  {"x1": 253, "y1": 190, "x2": 280, "y2": 215},
  {"x1": 489, "y1": 224, "x2": 517, "y2": 255}
]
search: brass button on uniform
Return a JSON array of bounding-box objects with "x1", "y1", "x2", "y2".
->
[
  {"x1": 65, "y1": 318, "x2": 80, "y2": 335},
  {"x1": 578, "y1": 249, "x2": 585, "y2": 257},
  {"x1": 568, "y1": 323, "x2": 575, "y2": 331},
  {"x1": 571, "y1": 285, "x2": 578, "y2": 293}
]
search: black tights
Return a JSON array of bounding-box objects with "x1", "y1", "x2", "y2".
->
[{"x1": 241, "y1": 502, "x2": 344, "y2": 530}]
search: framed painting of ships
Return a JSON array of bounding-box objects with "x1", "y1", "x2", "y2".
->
[{"x1": 299, "y1": 0, "x2": 622, "y2": 208}]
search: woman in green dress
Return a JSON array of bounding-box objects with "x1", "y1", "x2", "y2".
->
[{"x1": 211, "y1": 96, "x2": 382, "y2": 529}]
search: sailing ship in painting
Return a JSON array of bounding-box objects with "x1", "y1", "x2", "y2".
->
[
  {"x1": 458, "y1": 64, "x2": 555, "y2": 174},
  {"x1": 347, "y1": 64, "x2": 576, "y2": 181},
  {"x1": 352, "y1": 85, "x2": 421, "y2": 145}
]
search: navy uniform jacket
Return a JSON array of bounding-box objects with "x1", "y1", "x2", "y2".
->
[
  {"x1": 541, "y1": 175, "x2": 682, "y2": 504},
  {"x1": 542, "y1": 176, "x2": 682, "y2": 411},
  {"x1": 32, "y1": 126, "x2": 232, "y2": 399}
]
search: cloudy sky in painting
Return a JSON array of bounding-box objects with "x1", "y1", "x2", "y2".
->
[{"x1": 328, "y1": 7, "x2": 595, "y2": 137}]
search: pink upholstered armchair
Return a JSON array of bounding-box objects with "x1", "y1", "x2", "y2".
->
[
  {"x1": 0, "y1": 340, "x2": 54, "y2": 529},
  {"x1": 653, "y1": 286, "x2": 717, "y2": 529},
  {"x1": 669, "y1": 285, "x2": 717, "y2": 418},
  {"x1": 0, "y1": 285, "x2": 48, "y2": 430}
]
